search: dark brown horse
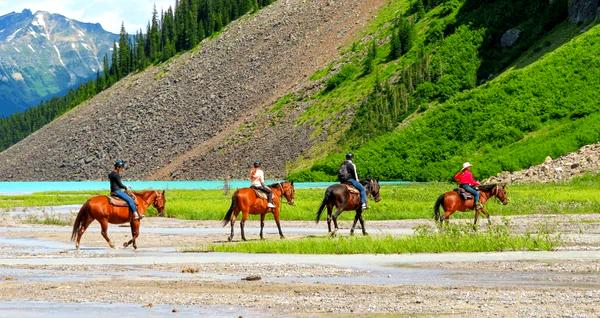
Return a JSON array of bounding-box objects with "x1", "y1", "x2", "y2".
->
[
  {"x1": 434, "y1": 184, "x2": 508, "y2": 227},
  {"x1": 222, "y1": 181, "x2": 295, "y2": 241},
  {"x1": 71, "y1": 190, "x2": 166, "y2": 249},
  {"x1": 316, "y1": 179, "x2": 381, "y2": 236}
]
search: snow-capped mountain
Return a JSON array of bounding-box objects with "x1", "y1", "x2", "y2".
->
[{"x1": 0, "y1": 9, "x2": 118, "y2": 117}]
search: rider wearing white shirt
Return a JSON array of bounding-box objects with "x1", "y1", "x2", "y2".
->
[{"x1": 250, "y1": 161, "x2": 276, "y2": 208}]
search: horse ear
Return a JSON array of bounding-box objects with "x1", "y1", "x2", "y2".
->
[{"x1": 162, "y1": 190, "x2": 165, "y2": 195}]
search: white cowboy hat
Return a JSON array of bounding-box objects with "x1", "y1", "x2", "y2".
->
[{"x1": 462, "y1": 162, "x2": 472, "y2": 170}]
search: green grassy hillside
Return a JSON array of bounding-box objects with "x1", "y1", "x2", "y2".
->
[{"x1": 289, "y1": 0, "x2": 599, "y2": 181}]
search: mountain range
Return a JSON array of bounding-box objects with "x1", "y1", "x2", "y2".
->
[{"x1": 0, "y1": 9, "x2": 117, "y2": 117}]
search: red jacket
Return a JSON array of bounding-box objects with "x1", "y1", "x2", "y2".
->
[{"x1": 454, "y1": 170, "x2": 480, "y2": 186}]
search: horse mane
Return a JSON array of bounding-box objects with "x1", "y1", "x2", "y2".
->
[{"x1": 478, "y1": 184, "x2": 497, "y2": 192}]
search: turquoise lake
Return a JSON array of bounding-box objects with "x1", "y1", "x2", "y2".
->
[{"x1": 0, "y1": 180, "x2": 407, "y2": 194}]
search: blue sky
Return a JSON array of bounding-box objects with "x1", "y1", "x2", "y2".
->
[{"x1": 0, "y1": 0, "x2": 176, "y2": 33}]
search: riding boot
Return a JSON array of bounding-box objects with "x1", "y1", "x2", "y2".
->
[{"x1": 133, "y1": 211, "x2": 143, "y2": 220}]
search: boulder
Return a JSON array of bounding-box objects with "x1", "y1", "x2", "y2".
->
[
  {"x1": 569, "y1": 0, "x2": 600, "y2": 23},
  {"x1": 500, "y1": 28, "x2": 521, "y2": 48}
]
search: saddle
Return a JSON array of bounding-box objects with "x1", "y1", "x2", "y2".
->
[
  {"x1": 343, "y1": 183, "x2": 360, "y2": 194},
  {"x1": 454, "y1": 188, "x2": 473, "y2": 201},
  {"x1": 106, "y1": 194, "x2": 135, "y2": 207},
  {"x1": 250, "y1": 187, "x2": 268, "y2": 200}
]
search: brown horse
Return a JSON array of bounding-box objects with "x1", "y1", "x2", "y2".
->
[
  {"x1": 71, "y1": 190, "x2": 166, "y2": 249},
  {"x1": 222, "y1": 181, "x2": 295, "y2": 241},
  {"x1": 316, "y1": 178, "x2": 381, "y2": 236},
  {"x1": 434, "y1": 184, "x2": 508, "y2": 227}
]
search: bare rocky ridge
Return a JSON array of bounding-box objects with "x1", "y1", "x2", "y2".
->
[
  {"x1": 0, "y1": 0, "x2": 385, "y2": 180},
  {"x1": 486, "y1": 142, "x2": 600, "y2": 184}
]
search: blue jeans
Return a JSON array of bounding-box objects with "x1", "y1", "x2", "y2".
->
[
  {"x1": 461, "y1": 184, "x2": 480, "y2": 205},
  {"x1": 348, "y1": 179, "x2": 367, "y2": 205},
  {"x1": 113, "y1": 189, "x2": 137, "y2": 213}
]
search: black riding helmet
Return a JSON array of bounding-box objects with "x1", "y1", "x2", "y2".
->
[
  {"x1": 114, "y1": 159, "x2": 126, "y2": 168},
  {"x1": 253, "y1": 161, "x2": 261, "y2": 168},
  {"x1": 346, "y1": 153, "x2": 354, "y2": 160}
]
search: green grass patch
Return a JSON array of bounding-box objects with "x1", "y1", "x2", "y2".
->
[
  {"x1": 2, "y1": 175, "x2": 600, "y2": 220},
  {"x1": 200, "y1": 221, "x2": 559, "y2": 254},
  {"x1": 24, "y1": 215, "x2": 71, "y2": 226}
]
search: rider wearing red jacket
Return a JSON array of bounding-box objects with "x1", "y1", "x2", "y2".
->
[{"x1": 454, "y1": 162, "x2": 482, "y2": 210}]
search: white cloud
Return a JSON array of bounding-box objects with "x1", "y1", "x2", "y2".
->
[{"x1": 0, "y1": 0, "x2": 176, "y2": 33}]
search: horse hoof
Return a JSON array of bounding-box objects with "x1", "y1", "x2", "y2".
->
[
  {"x1": 133, "y1": 245, "x2": 137, "y2": 250},
  {"x1": 242, "y1": 238, "x2": 247, "y2": 242},
  {"x1": 227, "y1": 236, "x2": 233, "y2": 242},
  {"x1": 280, "y1": 235, "x2": 285, "y2": 239},
  {"x1": 363, "y1": 232, "x2": 369, "y2": 236},
  {"x1": 109, "y1": 244, "x2": 115, "y2": 249},
  {"x1": 350, "y1": 231, "x2": 355, "y2": 236},
  {"x1": 123, "y1": 242, "x2": 128, "y2": 248}
]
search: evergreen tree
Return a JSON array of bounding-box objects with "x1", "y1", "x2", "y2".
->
[
  {"x1": 149, "y1": 5, "x2": 161, "y2": 61},
  {"x1": 363, "y1": 40, "x2": 377, "y2": 75},
  {"x1": 389, "y1": 28, "x2": 402, "y2": 60},
  {"x1": 397, "y1": 17, "x2": 415, "y2": 55},
  {"x1": 118, "y1": 23, "x2": 131, "y2": 75},
  {"x1": 110, "y1": 42, "x2": 119, "y2": 80}
]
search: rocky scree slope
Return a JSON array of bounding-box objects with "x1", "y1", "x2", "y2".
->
[
  {"x1": 486, "y1": 143, "x2": 600, "y2": 184},
  {"x1": 0, "y1": 0, "x2": 385, "y2": 180}
]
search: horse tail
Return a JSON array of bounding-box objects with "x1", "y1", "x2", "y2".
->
[
  {"x1": 316, "y1": 187, "x2": 332, "y2": 223},
  {"x1": 71, "y1": 202, "x2": 88, "y2": 241},
  {"x1": 433, "y1": 194, "x2": 444, "y2": 222},
  {"x1": 222, "y1": 192, "x2": 237, "y2": 227}
]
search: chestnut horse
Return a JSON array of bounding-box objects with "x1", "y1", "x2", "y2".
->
[
  {"x1": 434, "y1": 184, "x2": 508, "y2": 227},
  {"x1": 316, "y1": 178, "x2": 381, "y2": 236},
  {"x1": 222, "y1": 181, "x2": 295, "y2": 241},
  {"x1": 71, "y1": 190, "x2": 166, "y2": 249}
]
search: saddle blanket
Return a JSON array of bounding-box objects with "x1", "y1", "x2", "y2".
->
[
  {"x1": 343, "y1": 184, "x2": 360, "y2": 194},
  {"x1": 454, "y1": 188, "x2": 473, "y2": 201},
  {"x1": 252, "y1": 189, "x2": 268, "y2": 200},
  {"x1": 107, "y1": 194, "x2": 138, "y2": 208}
]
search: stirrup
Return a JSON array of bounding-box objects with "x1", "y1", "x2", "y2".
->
[
  {"x1": 267, "y1": 203, "x2": 276, "y2": 208},
  {"x1": 361, "y1": 203, "x2": 368, "y2": 210}
]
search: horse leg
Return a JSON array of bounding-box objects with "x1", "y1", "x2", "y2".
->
[
  {"x1": 124, "y1": 220, "x2": 140, "y2": 249},
  {"x1": 228, "y1": 211, "x2": 239, "y2": 242},
  {"x1": 326, "y1": 205, "x2": 333, "y2": 234},
  {"x1": 76, "y1": 217, "x2": 94, "y2": 250},
  {"x1": 240, "y1": 212, "x2": 248, "y2": 241},
  {"x1": 260, "y1": 213, "x2": 265, "y2": 240},
  {"x1": 481, "y1": 209, "x2": 492, "y2": 225},
  {"x1": 350, "y1": 209, "x2": 360, "y2": 236},
  {"x1": 331, "y1": 208, "x2": 343, "y2": 237},
  {"x1": 473, "y1": 209, "x2": 480, "y2": 230},
  {"x1": 99, "y1": 219, "x2": 115, "y2": 249},
  {"x1": 443, "y1": 210, "x2": 454, "y2": 226},
  {"x1": 274, "y1": 208, "x2": 285, "y2": 239},
  {"x1": 358, "y1": 210, "x2": 368, "y2": 236}
]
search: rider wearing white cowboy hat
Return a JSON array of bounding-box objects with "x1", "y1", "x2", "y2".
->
[{"x1": 453, "y1": 162, "x2": 482, "y2": 210}]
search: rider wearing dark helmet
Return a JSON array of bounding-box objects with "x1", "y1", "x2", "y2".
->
[
  {"x1": 249, "y1": 161, "x2": 276, "y2": 208},
  {"x1": 109, "y1": 160, "x2": 142, "y2": 220},
  {"x1": 338, "y1": 153, "x2": 368, "y2": 209}
]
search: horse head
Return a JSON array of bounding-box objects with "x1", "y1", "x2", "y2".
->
[
  {"x1": 493, "y1": 184, "x2": 509, "y2": 205},
  {"x1": 280, "y1": 181, "x2": 295, "y2": 205},
  {"x1": 152, "y1": 190, "x2": 166, "y2": 216},
  {"x1": 365, "y1": 178, "x2": 382, "y2": 202}
]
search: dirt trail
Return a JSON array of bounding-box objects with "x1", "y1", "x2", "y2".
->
[{"x1": 1, "y1": 211, "x2": 600, "y2": 316}]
